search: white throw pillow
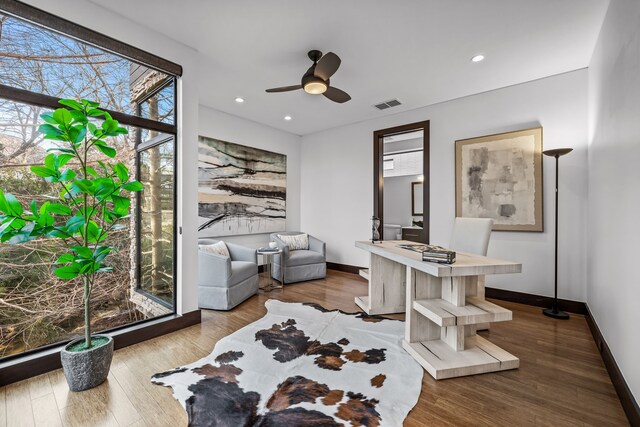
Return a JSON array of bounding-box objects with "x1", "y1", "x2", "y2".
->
[
  {"x1": 278, "y1": 233, "x2": 309, "y2": 251},
  {"x1": 199, "y1": 241, "x2": 230, "y2": 258}
]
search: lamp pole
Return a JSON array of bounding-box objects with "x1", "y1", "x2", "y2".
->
[{"x1": 542, "y1": 148, "x2": 572, "y2": 320}]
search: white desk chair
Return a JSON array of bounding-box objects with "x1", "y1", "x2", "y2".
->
[
  {"x1": 450, "y1": 217, "x2": 493, "y2": 256},
  {"x1": 450, "y1": 217, "x2": 493, "y2": 329}
]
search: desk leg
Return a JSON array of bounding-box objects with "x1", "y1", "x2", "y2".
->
[
  {"x1": 441, "y1": 276, "x2": 468, "y2": 306},
  {"x1": 405, "y1": 267, "x2": 441, "y2": 343},
  {"x1": 355, "y1": 253, "x2": 406, "y2": 315},
  {"x1": 440, "y1": 276, "x2": 468, "y2": 351},
  {"x1": 475, "y1": 275, "x2": 489, "y2": 331},
  {"x1": 440, "y1": 276, "x2": 474, "y2": 351},
  {"x1": 458, "y1": 274, "x2": 488, "y2": 331}
]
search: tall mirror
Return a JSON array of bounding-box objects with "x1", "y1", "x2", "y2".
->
[{"x1": 374, "y1": 121, "x2": 430, "y2": 243}]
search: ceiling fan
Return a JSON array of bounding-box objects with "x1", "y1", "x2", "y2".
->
[{"x1": 265, "y1": 50, "x2": 351, "y2": 103}]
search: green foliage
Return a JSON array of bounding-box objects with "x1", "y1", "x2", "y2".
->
[{"x1": 0, "y1": 99, "x2": 144, "y2": 346}]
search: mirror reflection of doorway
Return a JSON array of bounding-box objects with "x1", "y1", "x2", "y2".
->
[{"x1": 373, "y1": 121, "x2": 430, "y2": 243}]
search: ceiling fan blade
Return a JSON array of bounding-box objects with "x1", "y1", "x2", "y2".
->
[
  {"x1": 323, "y1": 86, "x2": 351, "y2": 103},
  {"x1": 314, "y1": 52, "x2": 341, "y2": 80},
  {"x1": 266, "y1": 85, "x2": 303, "y2": 93}
]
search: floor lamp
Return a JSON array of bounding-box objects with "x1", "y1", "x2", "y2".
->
[{"x1": 543, "y1": 148, "x2": 572, "y2": 320}]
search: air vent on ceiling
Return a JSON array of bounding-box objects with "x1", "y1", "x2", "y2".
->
[{"x1": 374, "y1": 99, "x2": 402, "y2": 110}]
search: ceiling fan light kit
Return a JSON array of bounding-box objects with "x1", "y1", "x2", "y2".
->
[
  {"x1": 266, "y1": 50, "x2": 351, "y2": 103},
  {"x1": 303, "y1": 79, "x2": 327, "y2": 94}
]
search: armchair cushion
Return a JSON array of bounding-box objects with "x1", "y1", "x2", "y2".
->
[
  {"x1": 285, "y1": 249, "x2": 325, "y2": 267},
  {"x1": 199, "y1": 241, "x2": 230, "y2": 258},
  {"x1": 277, "y1": 233, "x2": 309, "y2": 250}
]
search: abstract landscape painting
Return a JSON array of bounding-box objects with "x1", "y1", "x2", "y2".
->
[
  {"x1": 455, "y1": 128, "x2": 543, "y2": 231},
  {"x1": 198, "y1": 136, "x2": 286, "y2": 236}
]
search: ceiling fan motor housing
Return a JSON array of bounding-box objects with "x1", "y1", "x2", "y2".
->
[{"x1": 302, "y1": 50, "x2": 329, "y2": 94}]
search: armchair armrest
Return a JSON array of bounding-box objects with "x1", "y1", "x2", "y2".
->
[
  {"x1": 226, "y1": 242, "x2": 257, "y2": 263},
  {"x1": 308, "y1": 235, "x2": 326, "y2": 258},
  {"x1": 198, "y1": 250, "x2": 232, "y2": 286}
]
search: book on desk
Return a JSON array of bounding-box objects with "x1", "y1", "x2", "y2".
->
[{"x1": 396, "y1": 243, "x2": 456, "y2": 264}]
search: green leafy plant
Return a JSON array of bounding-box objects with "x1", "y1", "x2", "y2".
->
[{"x1": 0, "y1": 99, "x2": 143, "y2": 349}]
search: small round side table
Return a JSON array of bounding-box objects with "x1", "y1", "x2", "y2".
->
[{"x1": 257, "y1": 248, "x2": 283, "y2": 292}]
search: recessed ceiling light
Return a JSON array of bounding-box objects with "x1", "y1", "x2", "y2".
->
[
  {"x1": 284, "y1": 115, "x2": 292, "y2": 121},
  {"x1": 471, "y1": 54, "x2": 485, "y2": 63},
  {"x1": 235, "y1": 97, "x2": 245, "y2": 103}
]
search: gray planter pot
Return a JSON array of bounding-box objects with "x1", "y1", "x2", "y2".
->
[{"x1": 60, "y1": 335, "x2": 114, "y2": 392}]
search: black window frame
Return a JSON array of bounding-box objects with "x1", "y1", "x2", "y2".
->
[
  {"x1": 0, "y1": 0, "x2": 182, "y2": 77},
  {"x1": 134, "y1": 132, "x2": 178, "y2": 311},
  {"x1": 132, "y1": 77, "x2": 178, "y2": 310},
  {"x1": 0, "y1": 0, "x2": 181, "y2": 361}
]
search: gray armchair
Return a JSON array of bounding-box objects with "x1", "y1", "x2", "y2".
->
[
  {"x1": 270, "y1": 232, "x2": 326, "y2": 284},
  {"x1": 198, "y1": 239, "x2": 259, "y2": 310}
]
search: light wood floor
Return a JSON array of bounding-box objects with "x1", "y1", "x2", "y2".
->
[{"x1": 0, "y1": 270, "x2": 629, "y2": 427}]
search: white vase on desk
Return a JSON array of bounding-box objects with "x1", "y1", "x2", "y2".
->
[{"x1": 268, "y1": 241, "x2": 277, "y2": 249}]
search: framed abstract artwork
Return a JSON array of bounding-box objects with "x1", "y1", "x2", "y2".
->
[
  {"x1": 198, "y1": 136, "x2": 286, "y2": 236},
  {"x1": 455, "y1": 127, "x2": 543, "y2": 232}
]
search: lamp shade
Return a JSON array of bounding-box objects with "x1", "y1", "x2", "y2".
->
[{"x1": 543, "y1": 148, "x2": 573, "y2": 157}]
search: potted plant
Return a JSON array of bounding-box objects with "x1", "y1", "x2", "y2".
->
[{"x1": 0, "y1": 99, "x2": 143, "y2": 391}]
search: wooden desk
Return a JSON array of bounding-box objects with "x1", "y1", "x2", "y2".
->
[{"x1": 355, "y1": 240, "x2": 522, "y2": 379}]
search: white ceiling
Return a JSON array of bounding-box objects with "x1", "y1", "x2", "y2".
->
[{"x1": 89, "y1": 0, "x2": 609, "y2": 136}]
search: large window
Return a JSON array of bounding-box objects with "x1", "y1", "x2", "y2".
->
[{"x1": 0, "y1": 8, "x2": 180, "y2": 359}]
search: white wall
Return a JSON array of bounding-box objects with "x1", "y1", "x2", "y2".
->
[
  {"x1": 198, "y1": 106, "x2": 302, "y2": 255},
  {"x1": 587, "y1": 0, "x2": 640, "y2": 402},
  {"x1": 24, "y1": 0, "x2": 202, "y2": 315},
  {"x1": 301, "y1": 70, "x2": 589, "y2": 301}
]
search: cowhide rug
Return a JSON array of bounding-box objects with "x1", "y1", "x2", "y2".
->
[{"x1": 152, "y1": 300, "x2": 423, "y2": 427}]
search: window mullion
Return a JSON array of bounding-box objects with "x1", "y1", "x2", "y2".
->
[{"x1": 0, "y1": 83, "x2": 177, "y2": 136}]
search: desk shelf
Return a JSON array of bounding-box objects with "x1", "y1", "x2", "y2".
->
[
  {"x1": 404, "y1": 263, "x2": 520, "y2": 379},
  {"x1": 413, "y1": 296, "x2": 512, "y2": 327},
  {"x1": 402, "y1": 335, "x2": 519, "y2": 380}
]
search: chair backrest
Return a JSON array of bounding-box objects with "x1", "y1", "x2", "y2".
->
[
  {"x1": 449, "y1": 217, "x2": 493, "y2": 256},
  {"x1": 270, "y1": 231, "x2": 305, "y2": 244},
  {"x1": 199, "y1": 238, "x2": 220, "y2": 246},
  {"x1": 272, "y1": 231, "x2": 303, "y2": 237}
]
